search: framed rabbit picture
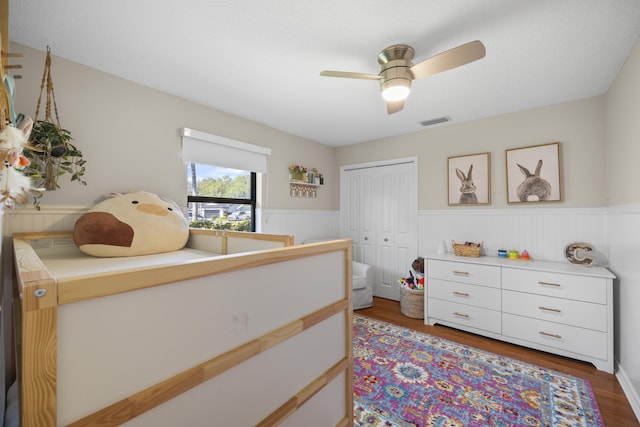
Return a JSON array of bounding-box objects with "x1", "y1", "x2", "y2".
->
[
  {"x1": 447, "y1": 152, "x2": 491, "y2": 205},
  {"x1": 505, "y1": 142, "x2": 562, "y2": 204}
]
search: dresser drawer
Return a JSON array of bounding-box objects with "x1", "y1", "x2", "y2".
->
[
  {"x1": 428, "y1": 299, "x2": 501, "y2": 334},
  {"x1": 428, "y1": 260, "x2": 501, "y2": 288},
  {"x1": 502, "y1": 313, "x2": 607, "y2": 360},
  {"x1": 502, "y1": 268, "x2": 607, "y2": 304},
  {"x1": 502, "y1": 290, "x2": 607, "y2": 332},
  {"x1": 428, "y1": 278, "x2": 501, "y2": 311}
]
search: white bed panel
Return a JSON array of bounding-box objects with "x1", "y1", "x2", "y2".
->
[
  {"x1": 279, "y1": 371, "x2": 348, "y2": 427},
  {"x1": 122, "y1": 314, "x2": 347, "y2": 427},
  {"x1": 186, "y1": 233, "x2": 224, "y2": 253},
  {"x1": 56, "y1": 251, "x2": 346, "y2": 425}
]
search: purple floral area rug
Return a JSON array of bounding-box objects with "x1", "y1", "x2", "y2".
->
[{"x1": 353, "y1": 314, "x2": 604, "y2": 427}]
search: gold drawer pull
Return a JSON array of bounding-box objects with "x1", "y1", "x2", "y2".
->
[
  {"x1": 538, "y1": 281, "x2": 561, "y2": 287},
  {"x1": 453, "y1": 271, "x2": 470, "y2": 276},
  {"x1": 453, "y1": 291, "x2": 470, "y2": 297},
  {"x1": 538, "y1": 306, "x2": 561, "y2": 313},
  {"x1": 453, "y1": 312, "x2": 469, "y2": 318},
  {"x1": 539, "y1": 331, "x2": 562, "y2": 339}
]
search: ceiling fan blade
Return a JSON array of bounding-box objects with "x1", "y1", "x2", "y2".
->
[
  {"x1": 410, "y1": 40, "x2": 486, "y2": 79},
  {"x1": 386, "y1": 100, "x2": 404, "y2": 114},
  {"x1": 320, "y1": 70, "x2": 382, "y2": 80}
]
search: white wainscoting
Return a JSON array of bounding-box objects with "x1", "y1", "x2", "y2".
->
[
  {"x1": 3, "y1": 206, "x2": 609, "y2": 264},
  {"x1": 0, "y1": 205, "x2": 614, "y2": 275},
  {"x1": 1, "y1": 207, "x2": 341, "y2": 244},
  {"x1": 2, "y1": 205, "x2": 87, "y2": 237},
  {"x1": 607, "y1": 203, "x2": 640, "y2": 421},
  {"x1": 261, "y1": 207, "x2": 610, "y2": 264},
  {"x1": 419, "y1": 207, "x2": 609, "y2": 265},
  {"x1": 260, "y1": 209, "x2": 340, "y2": 245}
]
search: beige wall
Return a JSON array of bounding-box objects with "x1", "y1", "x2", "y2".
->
[
  {"x1": 11, "y1": 43, "x2": 338, "y2": 210},
  {"x1": 12, "y1": 43, "x2": 609, "y2": 212},
  {"x1": 606, "y1": 38, "x2": 640, "y2": 205},
  {"x1": 337, "y1": 96, "x2": 607, "y2": 209}
]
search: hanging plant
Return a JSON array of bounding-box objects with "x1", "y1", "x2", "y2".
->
[
  {"x1": 24, "y1": 46, "x2": 86, "y2": 207},
  {"x1": 25, "y1": 120, "x2": 86, "y2": 190}
]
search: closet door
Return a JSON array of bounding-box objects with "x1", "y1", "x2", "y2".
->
[
  {"x1": 375, "y1": 163, "x2": 416, "y2": 300},
  {"x1": 359, "y1": 166, "x2": 377, "y2": 267},
  {"x1": 340, "y1": 160, "x2": 417, "y2": 301},
  {"x1": 341, "y1": 170, "x2": 361, "y2": 260},
  {"x1": 340, "y1": 166, "x2": 376, "y2": 266}
]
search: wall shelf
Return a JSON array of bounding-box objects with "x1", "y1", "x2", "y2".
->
[{"x1": 288, "y1": 165, "x2": 323, "y2": 198}]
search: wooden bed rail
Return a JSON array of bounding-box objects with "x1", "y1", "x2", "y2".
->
[
  {"x1": 14, "y1": 229, "x2": 296, "y2": 256},
  {"x1": 188, "y1": 228, "x2": 295, "y2": 253}
]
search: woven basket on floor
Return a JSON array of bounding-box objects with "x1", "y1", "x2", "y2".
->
[{"x1": 399, "y1": 286, "x2": 424, "y2": 319}]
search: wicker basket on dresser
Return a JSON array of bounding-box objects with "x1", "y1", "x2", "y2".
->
[{"x1": 424, "y1": 254, "x2": 616, "y2": 373}]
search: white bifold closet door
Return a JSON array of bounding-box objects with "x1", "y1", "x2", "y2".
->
[{"x1": 341, "y1": 159, "x2": 418, "y2": 301}]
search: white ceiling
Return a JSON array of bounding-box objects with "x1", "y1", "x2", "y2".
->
[{"x1": 9, "y1": 1, "x2": 640, "y2": 147}]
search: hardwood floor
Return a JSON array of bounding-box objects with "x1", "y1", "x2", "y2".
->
[{"x1": 356, "y1": 297, "x2": 639, "y2": 427}]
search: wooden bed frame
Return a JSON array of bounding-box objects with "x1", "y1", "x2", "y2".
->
[{"x1": 13, "y1": 230, "x2": 353, "y2": 427}]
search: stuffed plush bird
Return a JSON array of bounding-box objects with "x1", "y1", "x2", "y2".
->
[{"x1": 0, "y1": 117, "x2": 35, "y2": 208}]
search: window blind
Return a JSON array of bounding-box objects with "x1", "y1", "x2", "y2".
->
[{"x1": 181, "y1": 128, "x2": 271, "y2": 174}]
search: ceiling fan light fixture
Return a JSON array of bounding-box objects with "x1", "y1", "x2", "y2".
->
[
  {"x1": 320, "y1": 40, "x2": 485, "y2": 114},
  {"x1": 381, "y1": 79, "x2": 411, "y2": 102}
]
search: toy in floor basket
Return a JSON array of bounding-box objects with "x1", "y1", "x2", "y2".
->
[
  {"x1": 452, "y1": 240, "x2": 483, "y2": 257},
  {"x1": 398, "y1": 257, "x2": 425, "y2": 319}
]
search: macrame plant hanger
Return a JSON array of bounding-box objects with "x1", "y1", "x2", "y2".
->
[{"x1": 33, "y1": 45, "x2": 64, "y2": 190}]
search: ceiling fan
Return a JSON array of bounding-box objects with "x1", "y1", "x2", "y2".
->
[{"x1": 320, "y1": 40, "x2": 486, "y2": 114}]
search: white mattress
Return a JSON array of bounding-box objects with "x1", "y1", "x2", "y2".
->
[{"x1": 30, "y1": 237, "x2": 219, "y2": 278}]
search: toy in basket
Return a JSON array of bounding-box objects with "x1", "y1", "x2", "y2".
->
[
  {"x1": 398, "y1": 257, "x2": 425, "y2": 318},
  {"x1": 452, "y1": 240, "x2": 483, "y2": 257}
]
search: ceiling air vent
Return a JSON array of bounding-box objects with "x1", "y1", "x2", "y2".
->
[{"x1": 419, "y1": 116, "x2": 451, "y2": 127}]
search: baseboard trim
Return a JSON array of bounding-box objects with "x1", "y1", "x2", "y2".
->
[{"x1": 616, "y1": 364, "x2": 640, "y2": 423}]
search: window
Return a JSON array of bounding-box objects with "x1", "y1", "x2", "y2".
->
[
  {"x1": 181, "y1": 128, "x2": 271, "y2": 233},
  {"x1": 187, "y1": 163, "x2": 256, "y2": 232}
]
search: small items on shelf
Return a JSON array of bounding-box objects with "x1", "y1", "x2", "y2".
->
[
  {"x1": 288, "y1": 165, "x2": 324, "y2": 185},
  {"x1": 497, "y1": 248, "x2": 532, "y2": 261},
  {"x1": 289, "y1": 165, "x2": 307, "y2": 181}
]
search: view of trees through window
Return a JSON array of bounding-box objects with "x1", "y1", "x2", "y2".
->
[{"x1": 187, "y1": 163, "x2": 256, "y2": 232}]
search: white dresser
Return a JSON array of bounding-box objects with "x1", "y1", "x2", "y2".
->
[{"x1": 425, "y1": 254, "x2": 615, "y2": 373}]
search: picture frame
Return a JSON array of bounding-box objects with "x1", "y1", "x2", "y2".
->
[
  {"x1": 505, "y1": 142, "x2": 562, "y2": 204},
  {"x1": 447, "y1": 152, "x2": 491, "y2": 206}
]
